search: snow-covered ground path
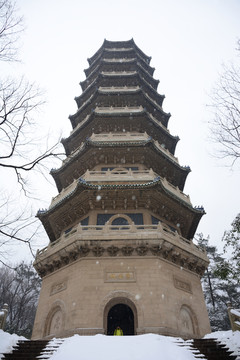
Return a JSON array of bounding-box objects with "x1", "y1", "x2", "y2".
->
[{"x1": 1, "y1": 330, "x2": 240, "y2": 360}]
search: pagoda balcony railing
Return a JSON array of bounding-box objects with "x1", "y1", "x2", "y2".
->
[
  {"x1": 90, "y1": 131, "x2": 149, "y2": 141},
  {"x1": 82, "y1": 168, "x2": 156, "y2": 182},
  {"x1": 102, "y1": 58, "x2": 135, "y2": 63},
  {"x1": 36, "y1": 221, "x2": 207, "y2": 261},
  {"x1": 105, "y1": 47, "x2": 133, "y2": 52},
  {"x1": 101, "y1": 70, "x2": 137, "y2": 76},
  {"x1": 98, "y1": 85, "x2": 140, "y2": 92},
  {"x1": 49, "y1": 169, "x2": 191, "y2": 209},
  {"x1": 95, "y1": 105, "x2": 144, "y2": 113},
  {"x1": 89, "y1": 132, "x2": 179, "y2": 163}
]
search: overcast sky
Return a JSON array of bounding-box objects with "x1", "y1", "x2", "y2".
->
[{"x1": 4, "y1": 0, "x2": 240, "y2": 259}]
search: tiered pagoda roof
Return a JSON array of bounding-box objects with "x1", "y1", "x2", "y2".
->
[{"x1": 36, "y1": 39, "x2": 207, "y2": 279}]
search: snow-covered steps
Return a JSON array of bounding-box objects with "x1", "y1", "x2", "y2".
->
[
  {"x1": 1, "y1": 333, "x2": 240, "y2": 360},
  {"x1": 176, "y1": 338, "x2": 238, "y2": 360},
  {"x1": 1, "y1": 339, "x2": 64, "y2": 360}
]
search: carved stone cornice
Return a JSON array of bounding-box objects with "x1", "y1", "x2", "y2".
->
[{"x1": 34, "y1": 233, "x2": 208, "y2": 279}]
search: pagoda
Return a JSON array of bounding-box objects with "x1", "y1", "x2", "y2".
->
[{"x1": 32, "y1": 39, "x2": 211, "y2": 339}]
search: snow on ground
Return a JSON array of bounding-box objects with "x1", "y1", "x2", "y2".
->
[
  {"x1": 48, "y1": 334, "x2": 195, "y2": 360},
  {"x1": 0, "y1": 329, "x2": 26, "y2": 359},
  {"x1": 0, "y1": 330, "x2": 240, "y2": 360}
]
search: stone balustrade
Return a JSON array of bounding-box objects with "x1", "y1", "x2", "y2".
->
[
  {"x1": 95, "y1": 105, "x2": 144, "y2": 113},
  {"x1": 227, "y1": 303, "x2": 240, "y2": 331},
  {"x1": 90, "y1": 131, "x2": 149, "y2": 141},
  {"x1": 34, "y1": 221, "x2": 208, "y2": 279},
  {"x1": 102, "y1": 58, "x2": 135, "y2": 63},
  {"x1": 82, "y1": 168, "x2": 155, "y2": 182},
  {"x1": 99, "y1": 85, "x2": 139, "y2": 91}
]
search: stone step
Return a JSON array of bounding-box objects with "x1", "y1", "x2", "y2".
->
[
  {"x1": 1, "y1": 339, "x2": 63, "y2": 360},
  {"x1": 176, "y1": 338, "x2": 238, "y2": 360}
]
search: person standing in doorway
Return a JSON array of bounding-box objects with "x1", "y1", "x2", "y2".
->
[{"x1": 114, "y1": 326, "x2": 123, "y2": 335}]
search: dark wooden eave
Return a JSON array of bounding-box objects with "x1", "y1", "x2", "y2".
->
[
  {"x1": 76, "y1": 71, "x2": 165, "y2": 109},
  {"x1": 85, "y1": 53, "x2": 155, "y2": 78},
  {"x1": 80, "y1": 61, "x2": 159, "y2": 92},
  {"x1": 51, "y1": 138, "x2": 190, "y2": 192},
  {"x1": 62, "y1": 110, "x2": 178, "y2": 156},
  {"x1": 69, "y1": 88, "x2": 170, "y2": 130},
  {"x1": 37, "y1": 178, "x2": 204, "y2": 242},
  {"x1": 88, "y1": 39, "x2": 151, "y2": 66}
]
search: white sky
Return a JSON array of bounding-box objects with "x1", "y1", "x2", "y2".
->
[{"x1": 3, "y1": 0, "x2": 240, "y2": 258}]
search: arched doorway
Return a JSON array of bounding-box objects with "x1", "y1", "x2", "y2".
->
[
  {"x1": 107, "y1": 303, "x2": 134, "y2": 335},
  {"x1": 103, "y1": 297, "x2": 138, "y2": 335}
]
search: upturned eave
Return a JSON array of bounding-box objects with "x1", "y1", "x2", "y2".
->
[
  {"x1": 80, "y1": 61, "x2": 159, "y2": 92},
  {"x1": 52, "y1": 134, "x2": 189, "y2": 192},
  {"x1": 71, "y1": 87, "x2": 169, "y2": 129},
  {"x1": 87, "y1": 39, "x2": 151, "y2": 66},
  {"x1": 37, "y1": 177, "x2": 204, "y2": 242},
  {"x1": 85, "y1": 55, "x2": 155, "y2": 78},
  {"x1": 62, "y1": 110, "x2": 178, "y2": 157},
  {"x1": 77, "y1": 71, "x2": 165, "y2": 108}
]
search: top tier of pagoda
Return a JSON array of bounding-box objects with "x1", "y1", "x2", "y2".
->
[{"x1": 37, "y1": 39, "x2": 205, "y2": 255}]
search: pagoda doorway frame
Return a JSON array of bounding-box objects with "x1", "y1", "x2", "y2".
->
[{"x1": 103, "y1": 297, "x2": 138, "y2": 335}]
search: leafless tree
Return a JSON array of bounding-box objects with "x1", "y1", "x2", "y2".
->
[
  {"x1": 210, "y1": 40, "x2": 240, "y2": 166},
  {"x1": 0, "y1": 0, "x2": 64, "y2": 266},
  {"x1": 0, "y1": 262, "x2": 41, "y2": 337},
  {"x1": 0, "y1": 0, "x2": 23, "y2": 62},
  {"x1": 0, "y1": 77, "x2": 63, "y2": 192}
]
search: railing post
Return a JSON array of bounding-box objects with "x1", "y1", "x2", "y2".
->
[
  {"x1": 0, "y1": 304, "x2": 8, "y2": 330},
  {"x1": 227, "y1": 302, "x2": 240, "y2": 331}
]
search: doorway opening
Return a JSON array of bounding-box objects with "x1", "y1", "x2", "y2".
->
[{"x1": 107, "y1": 303, "x2": 134, "y2": 335}]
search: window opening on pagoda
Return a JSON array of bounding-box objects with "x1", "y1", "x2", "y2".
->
[
  {"x1": 80, "y1": 216, "x2": 89, "y2": 229},
  {"x1": 151, "y1": 215, "x2": 177, "y2": 233},
  {"x1": 127, "y1": 213, "x2": 143, "y2": 225},
  {"x1": 97, "y1": 213, "x2": 143, "y2": 227},
  {"x1": 111, "y1": 217, "x2": 129, "y2": 230},
  {"x1": 64, "y1": 227, "x2": 72, "y2": 234},
  {"x1": 168, "y1": 225, "x2": 177, "y2": 233},
  {"x1": 101, "y1": 166, "x2": 139, "y2": 172},
  {"x1": 151, "y1": 215, "x2": 162, "y2": 225},
  {"x1": 97, "y1": 214, "x2": 114, "y2": 225},
  {"x1": 111, "y1": 217, "x2": 129, "y2": 226},
  {"x1": 101, "y1": 167, "x2": 115, "y2": 171}
]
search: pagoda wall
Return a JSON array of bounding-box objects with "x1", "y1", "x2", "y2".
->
[{"x1": 32, "y1": 255, "x2": 210, "y2": 339}]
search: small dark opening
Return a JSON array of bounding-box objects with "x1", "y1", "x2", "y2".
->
[{"x1": 107, "y1": 303, "x2": 134, "y2": 335}]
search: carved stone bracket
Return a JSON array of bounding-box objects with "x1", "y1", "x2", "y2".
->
[
  {"x1": 79, "y1": 246, "x2": 90, "y2": 257},
  {"x1": 92, "y1": 245, "x2": 105, "y2": 257},
  {"x1": 121, "y1": 246, "x2": 134, "y2": 256},
  {"x1": 136, "y1": 245, "x2": 148, "y2": 256},
  {"x1": 150, "y1": 245, "x2": 162, "y2": 255},
  {"x1": 107, "y1": 245, "x2": 120, "y2": 256}
]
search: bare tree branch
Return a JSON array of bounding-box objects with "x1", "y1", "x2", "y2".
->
[
  {"x1": 0, "y1": 0, "x2": 24, "y2": 62},
  {"x1": 209, "y1": 42, "x2": 240, "y2": 166},
  {"x1": 0, "y1": 0, "x2": 65, "y2": 266}
]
